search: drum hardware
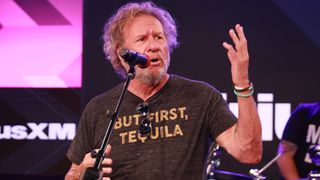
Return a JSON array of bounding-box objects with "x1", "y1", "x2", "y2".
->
[
  {"x1": 205, "y1": 143, "x2": 252, "y2": 179},
  {"x1": 209, "y1": 170, "x2": 253, "y2": 180},
  {"x1": 206, "y1": 144, "x2": 320, "y2": 180},
  {"x1": 308, "y1": 170, "x2": 320, "y2": 180},
  {"x1": 206, "y1": 142, "x2": 223, "y2": 178},
  {"x1": 249, "y1": 153, "x2": 282, "y2": 180}
]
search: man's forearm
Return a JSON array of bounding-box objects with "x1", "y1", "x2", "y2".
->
[
  {"x1": 216, "y1": 95, "x2": 262, "y2": 164},
  {"x1": 235, "y1": 96, "x2": 262, "y2": 163},
  {"x1": 277, "y1": 155, "x2": 300, "y2": 179},
  {"x1": 65, "y1": 164, "x2": 81, "y2": 180}
]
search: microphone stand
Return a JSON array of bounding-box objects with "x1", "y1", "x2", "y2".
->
[{"x1": 80, "y1": 66, "x2": 136, "y2": 180}]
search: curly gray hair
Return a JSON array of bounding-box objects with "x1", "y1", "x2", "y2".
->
[{"x1": 103, "y1": 1, "x2": 179, "y2": 78}]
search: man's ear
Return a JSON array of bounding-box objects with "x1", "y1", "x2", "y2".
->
[
  {"x1": 116, "y1": 44, "x2": 128, "y2": 68},
  {"x1": 116, "y1": 44, "x2": 122, "y2": 59}
]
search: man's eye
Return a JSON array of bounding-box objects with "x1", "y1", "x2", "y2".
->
[
  {"x1": 137, "y1": 38, "x2": 145, "y2": 42},
  {"x1": 155, "y1": 36, "x2": 163, "y2": 40}
]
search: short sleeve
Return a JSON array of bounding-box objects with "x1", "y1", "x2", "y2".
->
[
  {"x1": 282, "y1": 103, "x2": 309, "y2": 145},
  {"x1": 207, "y1": 91, "x2": 237, "y2": 140},
  {"x1": 66, "y1": 105, "x2": 94, "y2": 165}
]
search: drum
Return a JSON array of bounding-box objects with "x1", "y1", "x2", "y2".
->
[{"x1": 207, "y1": 170, "x2": 252, "y2": 180}]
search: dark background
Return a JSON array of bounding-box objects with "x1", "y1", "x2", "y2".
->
[{"x1": 1, "y1": 0, "x2": 320, "y2": 179}]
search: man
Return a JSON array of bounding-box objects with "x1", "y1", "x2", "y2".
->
[
  {"x1": 65, "y1": 2, "x2": 262, "y2": 180},
  {"x1": 277, "y1": 103, "x2": 320, "y2": 179}
]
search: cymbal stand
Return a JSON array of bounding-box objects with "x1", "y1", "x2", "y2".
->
[{"x1": 249, "y1": 153, "x2": 282, "y2": 180}]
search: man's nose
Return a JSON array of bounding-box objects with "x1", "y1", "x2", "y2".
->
[{"x1": 146, "y1": 38, "x2": 159, "y2": 52}]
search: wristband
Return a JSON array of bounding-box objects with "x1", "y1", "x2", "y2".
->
[
  {"x1": 234, "y1": 82, "x2": 253, "y2": 92},
  {"x1": 233, "y1": 83, "x2": 254, "y2": 98}
]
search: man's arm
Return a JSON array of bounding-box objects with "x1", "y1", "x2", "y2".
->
[
  {"x1": 277, "y1": 140, "x2": 300, "y2": 180},
  {"x1": 65, "y1": 163, "x2": 82, "y2": 180},
  {"x1": 215, "y1": 95, "x2": 262, "y2": 163},
  {"x1": 216, "y1": 24, "x2": 262, "y2": 164}
]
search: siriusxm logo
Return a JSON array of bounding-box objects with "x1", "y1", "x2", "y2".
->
[
  {"x1": 0, "y1": 123, "x2": 75, "y2": 140},
  {"x1": 223, "y1": 93, "x2": 291, "y2": 141},
  {"x1": 0, "y1": 93, "x2": 291, "y2": 142}
]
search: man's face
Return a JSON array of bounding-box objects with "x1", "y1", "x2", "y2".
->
[{"x1": 119, "y1": 14, "x2": 170, "y2": 86}]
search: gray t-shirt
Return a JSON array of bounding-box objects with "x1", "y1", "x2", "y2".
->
[{"x1": 67, "y1": 74, "x2": 237, "y2": 180}]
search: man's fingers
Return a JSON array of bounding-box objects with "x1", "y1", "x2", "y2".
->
[
  {"x1": 102, "y1": 158, "x2": 113, "y2": 165},
  {"x1": 235, "y1": 24, "x2": 247, "y2": 43},
  {"x1": 223, "y1": 42, "x2": 237, "y2": 62},
  {"x1": 222, "y1": 42, "x2": 233, "y2": 50},
  {"x1": 229, "y1": 29, "x2": 240, "y2": 46},
  {"x1": 83, "y1": 153, "x2": 97, "y2": 167},
  {"x1": 105, "y1": 144, "x2": 112, "y2": 155},
  {"x1": 91, "y1": 145, "x2": 111, "y2": 159},
  {"x1": 234, "y1": 24, "x2": 248, "y2": 56},
  {"x1": 102, "y1": 167, "x2": 113, "y2": 174}
]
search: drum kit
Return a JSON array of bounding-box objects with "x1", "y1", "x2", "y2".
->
[{"x1": 205, "y1": 143, "x2": 320, "y2": 180}]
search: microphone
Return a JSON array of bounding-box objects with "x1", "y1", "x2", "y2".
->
[{"x1": 119, "y1": 49, "x2": 151, "y2": 68}]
